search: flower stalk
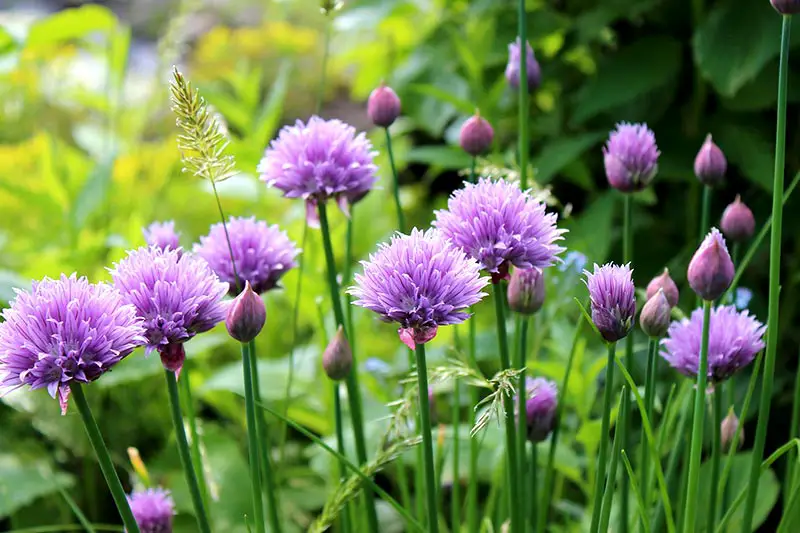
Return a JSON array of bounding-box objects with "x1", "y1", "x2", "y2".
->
[
  {"x1": 589, "y1": 342, "x2": 617, "y2": 532},
  {"x1": 517, "y1": 0, "x2": 529, "y2": 191},
  {"x1": 414, "y1": 343, "x2": 440, "y2": 533}
]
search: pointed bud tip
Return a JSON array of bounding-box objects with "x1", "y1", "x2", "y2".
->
[
  {"x1": 721, "y1": 410, "x2": 743, "y2": 452},
  {"x1": 367, "y1": 84, "x2": 401, "y2": 128},
  {"x1": 226, "y1": 281, "x2": 266, "y2": 343},
  {"x1": 688, "y1": 228, "x2": 734, "y2": 301},
  {"x1": 640, "y1": 289, "x2": 672, "y2": 338},
  {"x1": 507, "y1": 268, "x2": 546, "y2": 315},
  {"x1": 720, "y1": 195, "x2": 755, "y2": 242},
  {"x1": 694, "y1": 133, "x2": 727, "y2": 187},
  {"x1": 459, "y1": 114, "x2": 494, "y2": 156},
  {"x1": 322, "y1": 326, "x2": 353, "y2": 381},
  {"x1": 646, "y1": 268, "x2": 679, "y2": 307}
]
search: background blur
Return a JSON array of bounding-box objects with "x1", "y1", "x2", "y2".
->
[{"x1": 1, "y1": 0, "x2": 798, "y2": 531}]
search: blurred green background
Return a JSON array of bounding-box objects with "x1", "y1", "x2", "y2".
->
[{"x1": 0, "y1": 0, "x2": 798, "y2": 531}]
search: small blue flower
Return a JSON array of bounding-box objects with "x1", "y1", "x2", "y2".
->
[{"x1": 734, "y1": 288, "x2": 753, "y2": 311}]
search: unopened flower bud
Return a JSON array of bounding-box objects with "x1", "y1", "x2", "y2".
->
[
  {"x1": 367, "y1": 83, "x2": 401, "y2": 128},
  {"x1": 322, "y1": 326, "x2": 352, "y2": 381},
  {"x1": 459, "y1": 112, "x2": 494, "y2": 156},
  {"x1": 720, "y1": 195, "x2": 755, "y2": 242},
  {"x1": 694, "y1": 134, "x2": 727, "y2": 187},
  {"x1": 507, "y1": 268, "x2": 545, "y2": 315},
  {"x1": 646, "y1": 268, "x2": 680, "y2": 308},
  {"x1": 640, "y1": 289, "x2": 671, "y2": 338},
  {"x1": 225, "y1": 281, "x2": 266, "y2": 343},
  {"x1": 688, "y1": 228, "x2": 734, "y2": 301},
  {"x1": 771, "y1": 0, "x2": 800, "y2": 14},
  {"x1": 521, "y1": 377, "x2": 558, "y2": 442},
  {"x1": 159, "y1": 342, "x2": 186, "y2": 373},
  {"x1": 505, "y1": 38, "x2": 541, "y2": 92},
  {"x1": 721, "y1": 410, "x2": 743, "y2": 452}
]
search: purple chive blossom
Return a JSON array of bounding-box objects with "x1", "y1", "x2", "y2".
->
[
  {"x1": 110, "y1": 246, "x2": 229, "y2": 372},
  {"x1": 519, "y1": 377, "x2": 558, "y2": 442},
  {"x1": 194, "y1": 216, "x2": 299, "y2": 295},
  {"x1": 433, "y1": 178, "x2": 566, "y2": 281},
  {"x1": 143, "y1": 221, "x2": 181, "y2": 252},
  {"x1": 603, "y1": 122, "x2": 660, "y2": 192},
  {"x1": 349, "y1": 228, "x2": 489, "y2": 349},
  {"x1": 661, "y1": 305, "x2": 765, "y2": 383},
  {"x1": 584, "y1": 263, "x2": 636, "y2": 343},
  {"x1": 0, "y1": 274, "x2": 145, "y2": 414},
  {"x1": 258, "y1": 116, "x2": 378, "y2": 226},
  {"x1": 505, "y1": 38, "x2": 541, "y2": 92},
  {"x1": 127, "y1": 487, "x2": 175, "y2": 533}
]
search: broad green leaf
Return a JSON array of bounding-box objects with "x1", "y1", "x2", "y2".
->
[
  {"x1": 0, "y1": 453, "x2": 73, "y2": 517},
  {"x1": 409, "y1": 83, "x2": 475, "y2": 115},
  {"x1": 693, "y1": 2, "x2": 782, "y2": 97},
  {"x1": 70, "y1": 155, "x2": 116, "y2": 232},
  {"x1": 561, "y1": 190, "x2": 616, "y2": 262},
  {"x1": 714, "y1": 123, "x2": 774, "y2": 192},
  {"x1": 0, "y1": 269, "x2": 29, "y2": 304},
  {"x1": 533, "y1": 132, "x2": 604, "y2": 185},
  {"x1": 97, "y1": 348, "x2": 161, "y2": 388},
  {"x1": 253, "y1": 60, "x2": 293, "y2": 147},
  {"x1": 571, "y1": 36, "x2": 681, "y2": 124},
  {"x1": 25, "y1": 5, "x2": 117, "y2": 47},
  {"x1": 405, "y1": 145, "x2": 473, "y2": 170}
]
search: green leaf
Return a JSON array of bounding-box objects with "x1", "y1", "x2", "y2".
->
[
  {"x1": 0, "y1": 270, "x2": 29, "y2": 304},
  {"x1": 70, "y1": 155, "x2": 116, "y2": 232},
  {"x1": 714, "y1": 123, "x2": 774, "y2": 192},
  {"x1": 97, "y1": 348, "x2": 161, "y2": 388},
  {"x1": 561, "y1": 190, "x2": 616, "y2": 262},
  {"x1": 25, "y1": 5, "x2": 117, "y2": 47},
  {"x1": 409, "y1": 84, "x2": 475, "y2": 116},
  {"x1": 693, "y1": 2, "x2": 782, "y2": 97},
  {"x1": 405, "y1": 146, "x2": 473, "y2": 170},
  {"x1": 253, "y1": 60, "x2": 292, "y2": 147},
  {"x1": 533, "y1": 132, "x2": 604, "y2": 185},
  {"x1": 571, "y1": 36, "x2": 681, "y2": 124},
  {"x1": 0, "y1": 453, "x2": 73, "y2": 517}
]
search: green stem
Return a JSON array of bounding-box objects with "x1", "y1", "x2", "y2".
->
[
  {"x1": 622, "y1": 194, "x2": 633, "y2": 533},
  {"x1": 681, "y1": 300, "x2": 712, "y2": 533},
  {"x1": 589, "y1": 342, "x2": 617, "y2": 533},
  {"x1": 466, "y1": 316, "x2": 480, "y2": 533},
  {"x1": 707, "y1": 386, "x2": 723, "y2": 531},
  {"x1": 517, "y1": 0, "x2": 529, "y2": 191},
  {"x1": 598, "y1": 386, "x2": 627, "y2": 533},
  {"x1": 652, "y1": 391, "x2": 692, "y2": 533},
  {"x1": 529, "y1": 444, "x2": 538, "y2": 528},
  {"x1": 248, "y1": 341, "x2": 282, "y2": 533},
  {"x1": 639, "y1": 337, "x2": 658, "y2": 527},
  {"x1": 786, "y1": 348, "x2": 800, "y2": 504},
  {"x1": 538, "y1": 316, "x2": 583, "y2": 533},
  {"x1": 385, "y1": 128, "x2": 405, "y2": 232},
  {"x1": 742, "y1": 15, "x2": 792, "y2": 532},
  {"x1": 316, "y1": 12, "x2": 332, "y2": 114},
  {"x1": 469, "y1": 157, "x2": 477, "y2": 184},
  {"x1": 317, "y1": 201, "x2": 379, "y2": 532},
  {"x1": 699, "y1": 185, "x2": 712, "y2": 244},
  {"x1": 164, "y1": 371, "x2": 211, "y2": 533},
  {"x1": 179, "y1": 364, "x2": 210, "y2": 513},
  {"x1": 209, "y1": 180, "x2": 240, "y2": 292},
  {"x1": 240, "y1": 343, "x2": 266, "y2": 533},
  {"x1": 492, "y1": 284, "x2": 521, "y2": 533},
  {"x1": 452, "y1": 379, "x2": 461, "y2": 531},
  {"x1": 70, "y1": 384, "x2": 140, "y2": 533},
  {"x1": 333, "y1": 384, "x2": 351, "y2": 533},
  {"x1": 515, "y1": 316, "x2": 529, "y2": 518},
  {"x1": 414, "y1": 343, "x2": 440, "y2": 533}
]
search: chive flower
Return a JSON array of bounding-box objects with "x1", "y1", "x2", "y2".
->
[
  {"x1": 520, "y1": 377, "x2": 558, "y2": 442},
  {"x1": 258, "y1": 116, "x2": 378, "y2": 226},
  {"x1": 143, "y1": 221, "x2": 181, "y2": 252},
  {"x1": 349, "y1": 228, "x2": 489, "y2": 349},
  {"x1": 603, "y1": 122, "x2": 660, "y2": 192},
  {"x1": 194, "y1": 216, "x2": 299, "y2": 295},
  {"x1": 661, "y1": 305, "x2": 765, "y2": 383},
  {"x1": 110, "y1": 246, "x2": 229, "y2": 372},
  {"x1": 584, "y1": 263, "x2": 636, "y2": 342},
  {"x1": 0, "y1": 274, "x2": 145, "y2": 414},
  {"x1": 127, "y1": 487, "x2": 175, "y2": 533},
  {"x1": 505, "y1": 38, "x2": 541, "y2": 92},
  {"x1": 433, "y1": 178, "x2": 565, "y2": 281}
]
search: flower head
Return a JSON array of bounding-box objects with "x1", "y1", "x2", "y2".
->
[
  {"x1": 433, "y1": 178, "x2": 565, "y2": 279},
  {"x1": 646, "y1": 268, "x2": 679, "y2": 308},
  {"x1": 128, "y1": 487, "x2": 175, "y2": 533},
  {"x1": 603, "y1": 122, "x2": 660, "y2": 192},
  {"x1": 143, "y1": 221, "x2": 181, "y2": 252},
  {"x1": 584, "y1": 263, "x2": 636, "y2": 343},
  {"x1": 0, "y1": 274, "x2": 144, "y2": 413},
  {"x1": 258, "y1": 116, "x2": 378, "y2": 226},
  {"x1": 519, "y1": 377, "x2": 558, "y2": 442},
  {"x1": 694, "y1": 134, "x2": 727, "y2": 187},
  {"x1": 688, "y1": 228, "x2": 734, "y2": 302},
  {"x1": 194, "y1": 216, "x2": 299, "y2": 295},
  {"x1": 661, "y1": 305, "x2": 765, "y2": 383},
  {"x1": 720, "y1": 195, "x2": 755, "y2": 242},
  {"x1": 110, "y1": 247, "x2": 229, "y2": 371},
  {"x1": 505, "y1": 38, "x2": 541, "y2": 92},
  {"x1": 367, "y1": 83, "x2": 401, "y2": 128},
  {"x1": 349, "y1": 228, "x2": 489, "y2": 349},
  {"x1": 459, "y1": 113, "x2": 494, "y2": 156},
  {"x1": 507, "y1": 267, "x2": 545, "y2": 315}
]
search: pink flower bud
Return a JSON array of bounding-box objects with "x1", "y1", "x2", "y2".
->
[
  {"x1": 322, "y1": 326, "x2": 352, "y2": 381},
  {"x1": 688, "y1": 228, "x2": 734, "y2": 302},
  {"x1": 507, "y1": 268, "x2": 545, "y2": 315},
  {"x1": 720, "y1": 195, "x2": 755, "y2": 242},
  {"x1": 640, "y1": 289, "x2": 671, "y2": 338},
  {"x1": 721, "y1": 410, "x2": 743, "y2": 452},
  {"x1": 771, "y1": 0, "x2": 800, "y2": 14},
  {"x1": 459, "y1": 113, "x2": 494, "y2": 156},
  {"x1": 646, "y1": 268, "x2": 679, "y2": 308},
  {"x1": 367, "y1": 83, "x2": 401, "y2": 128},
  {"x1": 159, "y1": 343, "x2": 186, "y2": 373},
  {"x1": 225, "y1": 281, "x2": 266, "y2": 343},
  {"x1": 694, "y1": 134, "x2": 727, "y2": 187}
]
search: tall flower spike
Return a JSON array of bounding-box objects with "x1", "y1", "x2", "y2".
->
[
  {"x1": 661, "y1": 305, "x2": 765, "y2": 383},
  {"x1": 433, "y1": 178, "x2": 566, "y2": 280},
  {"x1": 367, "y1": 83, "x2": 401, "y2": 128},
  {"x1": 194, "y1": 216, "x2": 300, "y2": 295},
  {"x1": 143, "y1": 221, "x2": 181, "y2": 252},
  {"x1": 349, "y1": 228, "x2": 489, "y2": 349},
  {"x1": 258, "y1": 116, "x2": 378, "y2": 227},
  {"x1": 128, "y1": 487, "x2": 175, "y2": 533},
  {"x1": 520, "y1": 377, "x2": 558, "y2": 442},
  {"x1": 720, "y1": 195, "x2": 755, "y2": 243},
  {"x1": 603, "y1": 122, "x2": 660, "y2": 192},
  {"x1": 584, "y1": 263, "x2": 636, "y2": 343},
  {"x1": 646, "y1": 268, "x2": 679, "y2": 308},
  {"x1": 110, "y1": 246, "x2": 229, "y2": 372},
  {"x1": 505, "y1": 38, "x2": 541, "y2": 92},
  {"x1": 694, "y1": 134, "x2": 727, "y2": 187},
  {"x1": 687, "y1": 228, "x2": 734, "y2": 302},
  {"x1": 0, "y1": 274, "x2": 145, "y2": 414},
  {"x1": 459, "y1": 112, "x2": 494, "y2": 156}
]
